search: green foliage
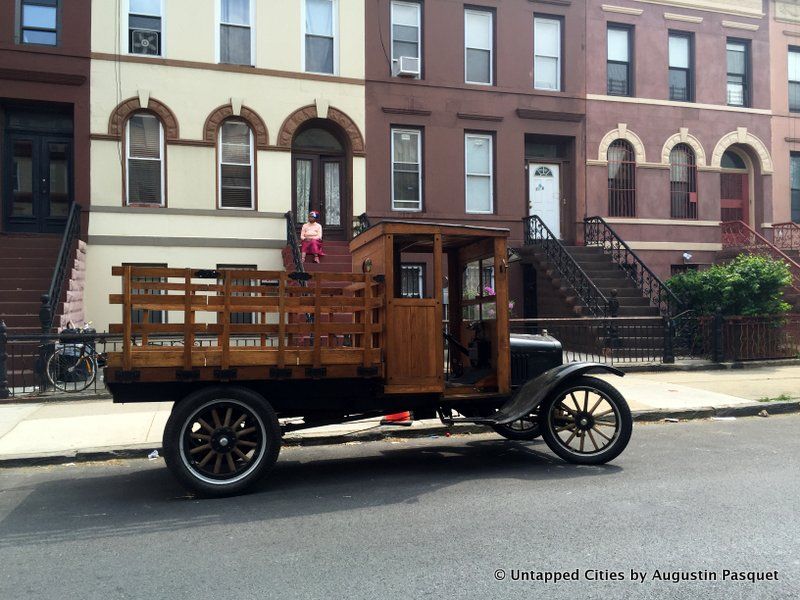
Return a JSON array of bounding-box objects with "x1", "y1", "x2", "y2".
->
[{"x1": 667, "y1": 254, "x2": 792, "y2": 316}]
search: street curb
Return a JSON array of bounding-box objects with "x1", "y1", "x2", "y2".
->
[
  {"x1": 617, "y1": 358, "x2": 800, "y2": 373},
  {"x1": 1, "y1": 400, "x2": 798, "y2": 469}
]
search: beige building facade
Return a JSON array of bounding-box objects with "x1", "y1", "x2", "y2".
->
[{"x1": 85, "y1": 0, "x2": 366, "y2": 330}]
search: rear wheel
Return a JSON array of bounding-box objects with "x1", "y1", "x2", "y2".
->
[
  {"x1": 540, "y1": 376, "x2": 632, "y2": 465},
  {"x1": 163, "y1": 387, "x2": 281, "y2": 497},
  {"x1": 490, "y1": 410, "x2": 541, "y2": 441}
]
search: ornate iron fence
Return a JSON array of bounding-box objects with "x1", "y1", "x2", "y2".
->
[
  {"x1": 584, "y1": 216, "x2": 684, "y2": 317},
  {"x1": 284, "y1": 210, "x2": 305, "y2": 275},
  {"x1": 524, "y1": 215, "x2": 611, "y2": 317},
  {"x1": 773, "y1": 221, "x2": 800, "y2": 251}
]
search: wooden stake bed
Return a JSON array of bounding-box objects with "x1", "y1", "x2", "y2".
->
[
  {"x1": 105, "y1": 267, "x2": 385, "y2": 384},
  {"x1": 105, "y1": 220, "x2": 512, "y2": 399}
]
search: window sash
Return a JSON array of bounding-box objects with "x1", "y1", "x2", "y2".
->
[
  {"x1": 126, "y1": 114, "x2": 164, "y2": 206},
  {"x1": 219, "y1": 0, "x2": 252, "y2": 65},
  {"x1": 391, "y1": 129, "x2": 422, "y2": 211},
  {"x1": 305, "y1": 0, "x2": 336, "y2": 74},
  {"x1": 391, "y1": 1, "x2": 421, "y2": 62},
  {"x1": 465, "y1": 134, "x2": 493, "y2": 214},
  {"x1": 219, "y1": 122, "x2": 254, "y2": 209},
  {"x1": 726, "y1": 41, "x2": 748, "y2": 106},
  {"x1": 465, "y1": 9, "x2": 493, "y2": 85},
  {"x1": 607, "y1": 27, "x2": 631, "y2": 96},
  {"x1": 534, "y1": 17, "x2": 561, "y2": 91}
]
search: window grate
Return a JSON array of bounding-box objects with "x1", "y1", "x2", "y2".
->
[
  {"x1": 670, "y1": 144, "x2": 698, "y2": 219},
  {"x1": 607, "y1": 140, "x2": 636, "y2": 217}
]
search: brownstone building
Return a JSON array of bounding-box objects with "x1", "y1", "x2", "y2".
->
[
  {"x1": 0, "y1": 0, "x2": 90, "y2": 333},
  {"x1": 365, "y1": 0, "x2": 587, "y2": 310}
]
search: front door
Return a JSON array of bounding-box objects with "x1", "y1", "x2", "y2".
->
[
  {"x1": 720, "y1": 172, "x2": 749, "y2": 224},
  {"x1": 3, "y1": 133, "x2": 72, "y2": 233},
  {"x1": 293, "y1": 154, "x2": 347, "y2": 240},
  {"x1": 528, "y1": 163, "x2": 561, "y2": 238}
]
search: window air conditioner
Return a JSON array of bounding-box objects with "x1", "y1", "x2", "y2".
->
[
  {"x1": 131, "y1": 29, "x2": 160, "y2": 56},
  {"x1": 395, "y1": 56, "x2": 420, "y2": 78}
]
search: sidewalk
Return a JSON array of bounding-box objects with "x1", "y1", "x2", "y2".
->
[{"x1": 1, "y1": 364, "x2": 799, "y2": 465}]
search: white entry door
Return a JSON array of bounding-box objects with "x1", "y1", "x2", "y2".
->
[{"x1": 528, "y1": 163, "x2": 561, "y2": 238}]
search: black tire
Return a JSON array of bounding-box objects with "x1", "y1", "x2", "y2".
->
[
  {"x1": 490, "y1": 413, "x2": 541, "y2": 441},
  {"x1": 46, "y1": 345, "x2": 96, "y2": 393},
  {"x1": 540, "y1": 376, "x2": 632, "y2": 465},
  {"x1": 163, "y1": 386, "x2": 281, "y2": 497}
]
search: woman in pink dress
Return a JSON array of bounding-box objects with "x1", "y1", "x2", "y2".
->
[{"x1": 300, "y1": 210, "x2": 325, "y2": 263}]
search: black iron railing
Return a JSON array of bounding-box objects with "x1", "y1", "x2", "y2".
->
[
  {"x1": 285, "y1": 211, "x2": 305, "y2": 275},
  {"x1": 584, "y1": 216, "x2": 683, "y2": 317},
  {"x1": 524, "y1": 215, "x2": 611, "y2": 317},
  {"x1": 40, "y1": 202, "x2": 81, "y2": 333},
  {"x1": 510, "y1": 317, "x2": 670, "y2": 365},
  {"x1": 352, "y1": 213, "x2": 371, "y2": 237}
]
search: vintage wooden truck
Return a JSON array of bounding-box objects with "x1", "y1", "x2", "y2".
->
[{"x1": 104, "y1": 221, "x2": 632, "y2": 496}]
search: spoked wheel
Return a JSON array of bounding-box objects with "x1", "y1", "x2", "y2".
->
[
  {"x1": 540, "y1": 376, "x2": 632, "y2": 465},
  {"x1": 46, "y1": 345, "x2": 96, "y2": 393},
  {"x1": 163, "y1": 387, "x2": 281, "y2": 497},
  {"x1": 491, "y1": 409, "x2": 541, "y2": 441}
]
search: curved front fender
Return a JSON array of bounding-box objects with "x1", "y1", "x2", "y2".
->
[{"x1": 492, "y1": 363, "x2": 624, "y2": 425}]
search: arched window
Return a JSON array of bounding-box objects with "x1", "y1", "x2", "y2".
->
[
  {"x1": 219, "y1": 119, "x2": 254, "y2": 209},
  {"x1": 608, "y1": 139, "x2": 636, "y2": 217},
  {"x1": 670, "y1": 143, "x2": 697, "y2": 219},
  {"x1": 126, "y1": 112, "x2": 164, "y2": 205}
]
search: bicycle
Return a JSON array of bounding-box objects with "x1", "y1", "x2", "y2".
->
[{"x1": 46, "y1": 322, "x2": 107, "y2": 393}]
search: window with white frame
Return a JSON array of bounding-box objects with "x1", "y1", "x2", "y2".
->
[
  {"x1": 219, "y1": 120, "x2": 254, "y2": 209},
  {"x1": 126, "y1": 113, "x2": 164, "y2": 205},
  {"x1": 128, "y1": 0, "x2": 162, "y2": 56},
  {"x1": 305, "y1": 0, "x2": 336, "y2": 74},
  {"x1": 219, "y1": 0, "x2": 253, "y2": 65},
  {"x1": 465, "y1": 133, "x2": 493, "y2": 214},
  {"x1": 391, "y1": 128, "x2": 422, "y2": 211},
  {"x1": 534, "y1": 17, "x2": 561, "y2": 91},
  {"x1": 20, "y1": 0, "x2": 58, "y2": 45},
  {"x1": 465, "y1": 9, "x2": 492, "y2": 85},
  {"x1": 789, "y1": 47, "x2": 800, "y2": 112},
  {"x1": 391, "y1": 1, "x2": 421, "y2": 77}
]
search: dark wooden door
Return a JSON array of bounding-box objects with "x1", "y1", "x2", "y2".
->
[
  {"x1": 3, "y1": 133, "x2": 72, "y2": 233},
  {"x1": 720, "y1": 172, "x2": 749, "y2": 224},
  {"x1": 292, "y1": 154, "x2": 347, "y2": 240}
]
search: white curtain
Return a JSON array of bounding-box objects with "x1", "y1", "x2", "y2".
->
[
  {"x1": 295, "y1": 160, "x2": 312, "y2": 219},
  {"x1": 324, "y1": 163, "x2": 341, "y2": 226}
]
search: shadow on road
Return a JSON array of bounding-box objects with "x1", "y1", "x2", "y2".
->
[{"x1": 0, "y1": 436, "x2": 622, "y2": 548}]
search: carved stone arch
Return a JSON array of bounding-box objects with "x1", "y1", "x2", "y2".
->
[
  {"x1": 277, "y1": 104, "x2": 365, "y2": 154},
  {"x1": 597, "y1": 124, "x2": 646, "y2": 163},
  {"x1": 203, "y1": 104, "x2": 269, "y2": 149},
  {"x1": 710, "y1": 128, "x2": 774, "y2": 174},
  {"x1": 661, "y1": 129, "x2": 707, "y2": 167},
  {"x1": 108, "y1": 96, "x2": 179, "y2": 140}
]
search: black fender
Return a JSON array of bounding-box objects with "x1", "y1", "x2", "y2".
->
[{"x1": 491, "y1": 363, "x2": 624, "y2": 425}]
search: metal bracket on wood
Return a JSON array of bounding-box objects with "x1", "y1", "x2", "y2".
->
[
  {"x1": 175, "y1": 369, "x2": 201, "y2": 381},
  {"x1": 269, "y1": 367, "x2": 292, "y2": 379},
  {"x1": 357, "y1": 366, "x2": 379, "y2": 377},
  {"x1": 115, "y1": 370, "x2": 141, "y2": 382},
  {"x1": 213, "y1": 368, "x2": 238, "y2": 380},
  {"x1": 306, "y1": 367, "x2": 327, "y2": 378}
]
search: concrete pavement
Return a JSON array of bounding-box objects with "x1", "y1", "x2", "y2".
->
[{"x1": 0, "y1": 364, "x2": 799, "y2": 463}]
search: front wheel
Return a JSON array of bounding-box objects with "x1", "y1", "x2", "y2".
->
[
  {"x1": 163, "y1": 387, "x2": 281, "y2": 497},
  {"x1": 540, "y1": 376, "x2": 632, "y2": 465}
]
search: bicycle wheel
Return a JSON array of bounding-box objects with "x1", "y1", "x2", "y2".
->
[{"x1": 47, "y1": 346, "x2": 97, "y2": 393}]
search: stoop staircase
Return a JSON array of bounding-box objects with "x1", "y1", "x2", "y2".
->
[{"x1": 519, "y1": 215, "x2": 682, "y2": 359}]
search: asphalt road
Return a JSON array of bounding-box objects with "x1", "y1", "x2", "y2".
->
[{"x1": 0, "y1": 416, "x2": 798, "y2": 600}]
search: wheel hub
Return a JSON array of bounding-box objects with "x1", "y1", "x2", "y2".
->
[
  {"x1": 211, "y1": 428, "x2": 237, "y2": 453},
  {"x1": 575, "y1": 413, "x2": 594, "y2": 432}
]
